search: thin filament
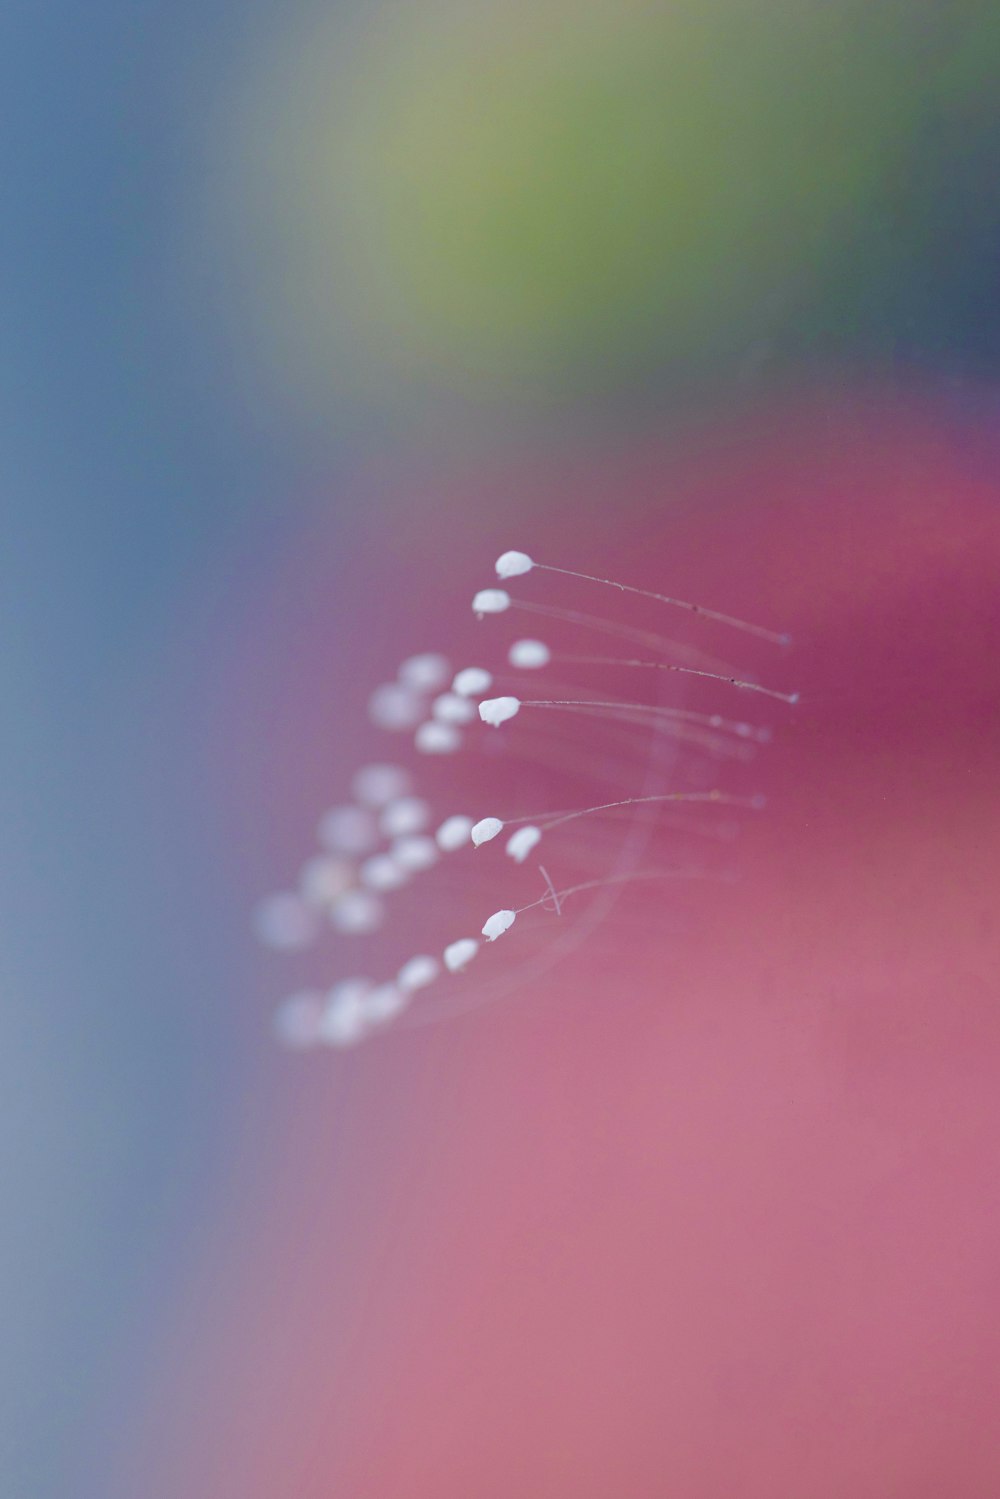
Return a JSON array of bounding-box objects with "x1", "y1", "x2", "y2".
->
[
  {"x1": 508, "y1": 599, "x2": 736, "y2": 673},
  {"x1": 554, "y1": 654, "x2": 798, "y2": 705},
  {"x1": 521, "y1": 698, "x2": 771, "y2": 744},
  {"x1": 501, "y1": 789, "x2": 761, "y2": 834},
  {"x1": 538, "y1": 865, "x2": 563, "y2": 915},
  {"x1": 515, "y1": 866, "x2": 719, "y2": 916},
  {"x1": 534, "y1": 563, "x2": 791, "y2": 646}
]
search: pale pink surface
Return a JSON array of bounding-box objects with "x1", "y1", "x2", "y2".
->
[{"x1": 125, "y1": 398, "x2": 1000, "y2": 1497}]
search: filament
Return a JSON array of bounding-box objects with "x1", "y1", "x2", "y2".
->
[{"x1": 532, "y1": 562, "x2": 791, "y2": 647}]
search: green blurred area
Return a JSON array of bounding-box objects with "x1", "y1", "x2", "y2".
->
[{"x1": 224, "y1": 0, "x2": 1000, "y2": 404}]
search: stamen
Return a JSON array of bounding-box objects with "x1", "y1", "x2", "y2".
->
[
  {"x1": 397, "y1": 955, "x2": 440, "y2": 992},
  {"x1": 360, "y1": 854, "x2": 410, "y2": 892},
  {"x1": 364, "y1": 984, "x2": 409, "y2": 1022},
  {"x1": 538, "y1": 865, "x2": 562, "y2": 915},
  {"x1": 482, "y1": 909, "x2": 517, "y2": 941},
  {"x1": 379, "y1": 795, "x2": 431, "y2": 837},
  {"x1": 318, "y1": 979, "x2": 372, "y2": 1046},
  {"x1": 504, "y1": 598, "x2": 735, "y2": 674},
  {"x1": 352, "y1": 763, "x2": 412, "y2": 807},
  {"x1": 479, "y1": 696, "x2": 521, "y2": 727},
  {"x1": 299, "y1": 855, "x2": 354, "y2": 907},
  {"x1": 432, "y1": 691, "x2": 477, "y2": 724},
  {"x1": 471, "y1": 816, "x2": 504, "y2": 847},
  {"x1": 494, "y1": 550, "x2": 790, "y2": 645},
  {"x1": 443, "y1": 937, "x2": 479, "y2": 972},
  {"x1": 435, "y1": 813, "x2": 474, "y2": 851},
  {"x1": 262, "y1": 548, "x2": 796, "y2": 1050},
  {"x1": 368, "y1": 682, "x2": 424, "y2": 731},
  {"x1": 472, "y1": 588, "x2": 510, "y2": 617},
  {"x1": 397, "y1": 653, "x2": 451, "y2": 692},
  {"x1": 317, "y1": 804, "x2": 378, "y2": 854},
  {"x1": 390, "y1": 835, "x2": 439, "y2": 872},
  {"x1": 414, "y1": 720, "x2": 462, "y2": 754},
  {"x1": 474, "y1": 790, "x2": 763, "y2": 853},
  {"x1": 329, "y1": 888, "x2": 384, "y2": 934},
  {"x1": 483, "y1": 866, "x2": 719, "y2": 941},
  {"x1": 547, "y1": 654, "x2": 799, "y2": 705},
  {"x1": 480, "y1": 694, "x2": 770, "y2": 744},
  {"x1": 452, "y1": 666, "x2": 493, "y2": 696},
  {"x1": 506, "y1": 826, "x2": 542, "y2": 863},
  {"x1": 508, "y1": 639, "x2": 551, "y2": 669}
]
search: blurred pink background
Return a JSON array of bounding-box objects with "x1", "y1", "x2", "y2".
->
[{"x1": 116, "y1": 394, "x2": 1000, "y2": 1497}]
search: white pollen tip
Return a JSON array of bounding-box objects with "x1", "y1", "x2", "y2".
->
[
  {"x1": 299, "y1": 854, "x2": 354, "y2": 907},
  {"x1": 432, "y1": 691, "x2": 476, "y2": 725},
  {"x1": 397, "y1": 652, "x2": 450, "y2": 692},
  {"x1": 482, "y1": 908, "x2": 517, "y2": 941},
  {"x1": 495, "y1": 550, "x2": 534, "y2": 579},
  {"x1": 318, "y1": 979, "x2": 372, "y2": 1046},
  {"x1": 478, "y1": 695, "x2": 520, "y2": 727},
  {"x1": 397, "y1": 954, "x2": 440, "y2": 992},
  {"x1": 452, "y1": 666, "x2": 493, "y2": 697},
  {"x1": 317, "y1": 804, "x2": 378, "y2": 855},
  {"x1": 368, "y1": 682, "x2": 423, "y2": 731},
  {"x1": 472, "y1": 588, "x2": 510, "y2": 617},
  {"x1": 352, "y1": 763, "x2": 412, "y2": 807},
  {"x1": 436, "y1": 813, "x2": 474, "y2": 851},
  {"x1": 471, "y1": 816, "x2": 504, "y2": 847},
  {"x1": 379, "y1": 795, "x2": 431, "y2": 838},
  {"x1": 360, "y1": 854, "x2": 410, "y2": 892},
  {"x1": 329, "y1": 889, "x2": 384, "y2": 934},
  {"x1": 415, "y1": 720, "x2": 462, "y2": 754},
  {"x1": 506, "y1": 825, "x2": 542, "y2": 863},
  {"x1": 390, "y1": 834, "x2": 439, "y2": 872},
  {"x1": 443, "y1": 937, "x2": 479, "y2": 973},
  {"x1": 363, "y1": 983, "x2": 409, "y2": 1023},
  {"x1": 508, "y1": 638, "x2": 551, "y2": 669}
]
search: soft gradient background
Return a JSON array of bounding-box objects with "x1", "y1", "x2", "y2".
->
[{"x1": 5, "y1": 3, "x2": 1000, "y2": 1496}]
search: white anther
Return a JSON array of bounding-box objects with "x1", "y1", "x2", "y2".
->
[
  {"x1": 432, "y1": 691, "x2": 476, "y2": 725},
  {"x1": 330, "y1": 889, "x2": 384, "y2": 934},
  {"x1": 317, "y1": 804, "x2": 378, "y2": 854},
  {"x1": 379, "y1": 795, "x2": 431, "y2": 837},
  {"x1": 299, "y1": 855, "x2": 354, "y2": 906},
  {"x1": 397, "y1": 652, "x2": 450, "y2": 692},
  {"x1": 390, "y1": 835, "x2": 439, "y2": 872},
  {"x1": 352, "y1": 763, "x2": 412, "y2": 807},
  {"x1": 368, "y1": 682, "x2": 424, "y2": 731},
  {"x1": 495, "y1": 550, "x2": 534, "y2": 579},
  {"x1": 505, "y1": 826, "x2": 542, "y2": 863},
  {"x1": 254, "y1": 893, "x2": 321, "y2": 951},
  {"x1": 415, "y1": 720, "x2": 462, "y2": 754},
  {"x1": 360, "y1": 854, "x2": 410, "y2": 892},
  {"x1": 479, "y1": 695, "x2": 521, "y2": 727},
  {"x1": 452, "y1": 666, "x2": 493, "y2": 697},
  {"x1": 482, "y1": 909, "x2": 517, "y2": 941},
  {"x1": 397, "y1": 954, "x2": 440, "y2": 992},
  {"x1": 472, "y1": 588, "x2": 510, "y2": 617},
  {"x1": 318, "y1": 979, "x2": 372, "y2": 1046},
  {"x1": 508, "y1": 638, "x2": 551, "y2": 669},
  {"x1": 436, "y1": 814, "x2": 474, "y2": 851},
  {"x1": 444, "y1": 937, "x2": 479, "y2": 973},
  {"x1": 363, "y1": 983, "x2": 409, "y2": 1023},
  {"x1": 471, "y1": 816, "x2": 504, "y2": 847},
  {"x1": 272, "y1": 990, "x2": 325, "y2": 1049}
]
